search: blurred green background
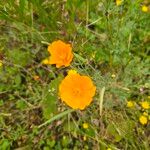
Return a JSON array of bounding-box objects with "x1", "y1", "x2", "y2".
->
[{"x1": 0, "y1": 0, "x2": 149, "y2": 149}]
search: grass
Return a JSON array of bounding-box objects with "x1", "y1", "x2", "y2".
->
[{"x1": 0, "y1": 0, "x2": 150, "y2": 149}]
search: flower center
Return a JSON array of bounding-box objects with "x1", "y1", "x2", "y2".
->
[{"x1": 72, "y1": 88, "x2": 81, "y2": 97}]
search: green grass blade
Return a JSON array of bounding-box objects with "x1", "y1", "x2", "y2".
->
[{"x1": 38, "y1": 109, "x2": 75, "y2": 128}]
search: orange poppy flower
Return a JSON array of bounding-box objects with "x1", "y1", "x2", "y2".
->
[
  {"x1": 48, "y1": 40, "x2": 73, "y2": 68},
  {"x1": 59, "y1": 70, "x2": 96, "y2": 110}
]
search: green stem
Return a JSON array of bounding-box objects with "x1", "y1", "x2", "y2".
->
[
  {"x1": 99, "y1": 87, "x2": 105, "y2": 117},
  {"x1": 38, "y1": 109, "x2": 75, "y2": 128},
  {"x1": 41, "y1": 41, "x2": 49, "y2": 45}
]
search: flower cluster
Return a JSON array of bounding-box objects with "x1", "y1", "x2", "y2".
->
[
  {"x1": 115, "y1": 1, "x2": 149, "y2": 13},
  {"x1": 42, "y1": 40, "x2": 96, "y2": 110},
  {"x1": 126, "y1": 99, "x2": 150, "y2": 125},
  {"x1": 139, "y1": 101, "x2": 150, "y2": 125}
]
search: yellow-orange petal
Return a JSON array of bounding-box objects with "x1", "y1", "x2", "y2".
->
[
  {"x1": 139, "y1": 115, "x2": 148, "y2": 125},
  {"x1": 59, "y1": 73, "x2": 96, "y2": 110},
  {"x1": 83, "y1": 123, "x2": 89, "y2": 129},
  {"x1": 42, "y1": 58, "x2": 50, "y2": 65},
  {"x1": 33, "y1": 75, "x2": 40, "y2": 81},
  {"x1": 140, "y1": 101, "x2": 150, "y2": 109},
  {"x1": 116, "y1": 0, "x2": 122, "y2": 6},
  {"x1": 0, "y1": 60, "x2": 3, "y2": 67},
  {"x1": 47, "y1": 40, "x2": 73, "y2": 68},
  {"x1": 127, "y1": 101, "x2": 135, "y2": 108},
  {"x1": 142, "y1": 5, "x2": 148, "y2": 12}
]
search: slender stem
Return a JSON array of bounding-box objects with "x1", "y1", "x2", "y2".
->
[
  {"x1": 41, "y1": 41, "x2": 49, "y2": 45},
  {"x1": 38, "y1": 109, "x2": 75, "y2": 128},
  {"x1": 99, "y1": 87, "x2": 105, "y2": 117},
  {"x1": 0, "y1": 113, "x2": 12, "y2": 117},
  {"x1": 86, "y1": 0, "x2": 89, "y2": 38}
]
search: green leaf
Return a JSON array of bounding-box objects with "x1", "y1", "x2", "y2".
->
[
  {"x1": 0, "y1": 139, "x2": 11, "y2": 150},
  {"x1": 63, "y1": 121, "x2": 77, "y2": 133},
  {"x1": 16, "y1": 100, "x2": 27, "y2": 110},
  {"x1": 47, "y1": 139, "x2": 56, "y2": 148},
  {"x1": 61, "y1": 136, "x2": 70, "y2": 147},
  {"x1": 14, "y1": 74, "x2": 21, "y2": 86},
  {"x1": 84, "y1": 128, "x2": 95, "y2": 137},
  {"x1": 43, "y1": 146, "x2": 50, "y2": 150},
  {"x1": 107, "y1": 123, "x2": 122, "y2": 143},
  {"x1": 42, "y1": 94, "x2": 57, "y2": 120},
  {"x1": 8, "y1": 49, "x2": 32, "y2": 66},
  {"x1": 0, "y1": 100, "x2": 4, "y2": 106},
  {"x1": 42, "y1": 75, "x2": 63, "y2": 119}
]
